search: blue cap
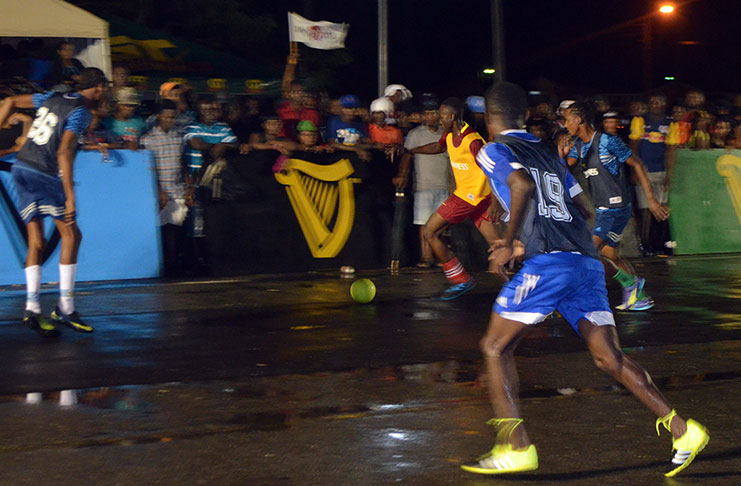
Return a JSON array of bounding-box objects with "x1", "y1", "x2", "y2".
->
[
  {"x1": 466, "y1": 96, "x2": 485, "y2": 113},
  {"x1": 339, "y1": 94, "x2": 361, "y2": 108}
]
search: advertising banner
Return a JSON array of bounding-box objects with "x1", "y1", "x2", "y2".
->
[{"x1": 669, "y1": 149, "x2": 741, "y2": 254}]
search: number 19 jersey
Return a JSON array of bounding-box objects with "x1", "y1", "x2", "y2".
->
[
  {"x1": 476, "y1": 130, "x2": 598, "y2": 261},
  {"x1": 17, "y1": 92, "x2": 90, "y2": 176}
]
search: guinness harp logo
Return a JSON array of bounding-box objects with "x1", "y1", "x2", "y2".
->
[
  {"x1": 275, "y1": 158, "x2": 357, "y2": 258},
  {"x1": 0, "y1": 168, "x2": 60, "y2": 266},
  {"x1": 716, "y1": 154, "x2": 741, "y2": 225}
]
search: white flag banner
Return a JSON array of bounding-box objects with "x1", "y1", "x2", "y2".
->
[{"x1": 288, "y1": 12, "x2": 348, "y2": 50}]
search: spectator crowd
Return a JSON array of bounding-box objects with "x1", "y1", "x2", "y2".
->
[{"x1": 2, "y1": 44, "x2": 741, "y2": 275}]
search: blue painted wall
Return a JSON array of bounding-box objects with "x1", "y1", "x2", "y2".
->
[{"x1": 0, "y1": 150, "x2": 161, "y2": 285}]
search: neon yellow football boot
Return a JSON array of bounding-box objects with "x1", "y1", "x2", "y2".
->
[
  {"x1": 461, "y1": 418, "x2": 538, "y2": 475},
  {"x1": 656, "y1": 410, "x2": 709, "y2": 477}
]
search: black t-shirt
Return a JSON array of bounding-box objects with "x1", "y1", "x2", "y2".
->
[
  {"x1": 48, "y1": 58, "x2": 85, "y2": 85},
  {"x1": 17, "y1": 92, "x2": 87, "y2": 175}
]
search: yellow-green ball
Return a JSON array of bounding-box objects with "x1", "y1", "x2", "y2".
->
[{"x1": 350, "y1": 278, "x2": 376, "y2": 303}]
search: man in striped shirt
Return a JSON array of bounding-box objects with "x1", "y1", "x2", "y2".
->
[{"x1": 183, "y1": 99, "x2": 238, "y2": 178}]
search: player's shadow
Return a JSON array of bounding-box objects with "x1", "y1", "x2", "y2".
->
[{"x1": 463, "y1": 446, "x2": 741, "y2": 483}]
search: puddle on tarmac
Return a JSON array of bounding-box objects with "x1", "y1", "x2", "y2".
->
[
  {"x1": 0, "y1": 361, "x2": 737, "y2": 428},
  {"x1": 0, "y1": 386, "x2": 152, "y2": 411}
]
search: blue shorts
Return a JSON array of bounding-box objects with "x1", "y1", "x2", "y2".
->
[
  {"x1": 593, "y1": 205, "x2": 632, "y2": 247},
  {"x1": 11, "y1": 163, "x2": 65, "y2": 224},
  {"x1": 494, "y1": 252, "x2": 615, "y2": 334}
]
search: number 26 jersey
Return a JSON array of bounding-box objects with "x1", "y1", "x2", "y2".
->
[
  {"x1": 17, "y1": 92, "x2": 91, "y2": 176},
  {"x1": 476, "y1": 130, "x2": 598, "y2": 261}
]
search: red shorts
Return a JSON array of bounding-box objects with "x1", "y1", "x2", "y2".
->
[{"x1": 437, "y1": 194, "x2": 491, "y2": 228}]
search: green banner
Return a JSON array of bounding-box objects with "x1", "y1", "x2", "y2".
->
[{"x1": 669, "y1": 149, "x2": 741, "y2": 254}]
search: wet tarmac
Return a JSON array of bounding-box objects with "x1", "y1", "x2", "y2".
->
[{"x1": 0, "y1": 254, "x2": 740, "y2": 485}]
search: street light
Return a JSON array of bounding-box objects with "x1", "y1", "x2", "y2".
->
[{"x1": 643, "y1": 3, "x2": 677, "y2": 90}]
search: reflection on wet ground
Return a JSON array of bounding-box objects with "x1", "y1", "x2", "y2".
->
[
  {"x1": 3, "y1": 357, "x2": 740, "y2": 419},
  {"x1": 0, "y1": 255, "x2": 739, "y2": 483}
]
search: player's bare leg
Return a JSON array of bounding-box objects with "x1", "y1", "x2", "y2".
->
[
  {"x1": 51, "y1": 219, "x2": 92, "y2": 332},
  {"x1": 422, "y1": 211, "x2": 475, "y2": 299},
  {"x1": 578, "y1": 318, "x2": 709, "y2": 477},
  {"x1": 593, "y1": 235, "x2": 634, "y2": 275},
  {"x1": 25, "y1": 219, "x2": 44, "y2": 267},
  {"x1": 594, "y1": 235, "x2": 652, "y2": 310},
  {"x1": 22, "y1": 219, "x2": 59, "y2": 337},
  {"x1": 462, "y1": 312, "x2": 539, "y2": 474},
  {"x1": 421, "y1": 211, "x2": 453, "y2": 264},
  {"x1": 476, "y1": 219, "x2": 505, "y2": 273},
  {"x1": 479, "y1": 312, "x2": 532, "y2": 449},
  {"x1": 53, "y1": 219, "x2": 82, "y2": 265},
  {"x1": 476, "y1": 219, "x2": 500, "y2": 247},
  {"x1": 578, "y1": 319, "x2": 687, "y2": 435}
]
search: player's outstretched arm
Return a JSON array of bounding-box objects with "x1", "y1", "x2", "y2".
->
[
  {"x1": 626, "y1": 155, "x2": 670, "y2": 221},
  {"x1": 0, "y1": 94, "x2": 34, "y2": 127},
  {"x1": 411, "y1": 142, "x2": 445, "y2": 155}
]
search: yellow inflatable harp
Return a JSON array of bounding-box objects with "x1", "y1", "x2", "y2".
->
[{"x1": 275, "y1": 158, "x2": 357, "y2": 258}]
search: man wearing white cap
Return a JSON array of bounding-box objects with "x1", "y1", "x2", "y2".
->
[
  {"x1": 383, "y1": 84, "x2": 413, "y2": 126},
  {"x1": 384, "y1": 84, "x2": 412, "y2": 103},
  {"x1": 368, "y1": 97, "x2": 403, "y2": 150}
]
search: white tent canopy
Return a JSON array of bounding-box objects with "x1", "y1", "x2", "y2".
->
[{"x1": 0, "y1": 0, "x2": 111, "y2": 78}]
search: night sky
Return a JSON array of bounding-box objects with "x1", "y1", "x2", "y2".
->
[
  {"x1": 286, "y1": 0, "x2": 741, "y2": 99},
  {"x1": 74, "y1": 0, "x2": 741, "y2": 102}
]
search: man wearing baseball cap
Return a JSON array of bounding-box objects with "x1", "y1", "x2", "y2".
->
[
  {"x1": 602, "y1": 111, "x2": 620, "y2": 136},
  {"x1": 0, "y1": 67, "x2": 108, "y2": 336},
  {"x1": 327, "y1": 94, "x2": 370, "y2": 160},
  {"x1": 146, "y1": 82, "x2": 195, "y2": 136}
]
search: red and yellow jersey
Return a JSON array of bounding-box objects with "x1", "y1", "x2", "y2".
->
[
  {"x1": 629, "y1": 116, "x2": 679, "y2": 146},
  {"x1": 438, "y1": 123, "x2": 490, "y2": 205}
]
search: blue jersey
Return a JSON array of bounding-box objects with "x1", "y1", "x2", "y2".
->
[
  {"x1": 326, "y1": 116, "x2": 367, "y2": 146},
  {"x1": 571, "y1": 132, "x2": 631, "y2": 209},
  {"x1": 31, "y1": 92, "x2": 91, "y2": 137},
  {"x1": 17, "y1": 92, "x2": 91, "y2": 176},
  {"x1": 476, "y1": 130, "x2": 598, "y2": 260},
  {"x1": 568, "y1": 131, "x2": 631, "y2": 176}
]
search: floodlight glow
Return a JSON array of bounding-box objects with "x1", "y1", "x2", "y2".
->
[{"x1": 659, "y1": 4, "x2": 675, "y2": 14}]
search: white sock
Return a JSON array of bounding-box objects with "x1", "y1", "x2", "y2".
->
[
  {"x1": 59, "y1": 264, "x2": 77, "y2": 315},
  {"x1": 25, "y1": 265, "x2": 41, "y2": 313}
]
